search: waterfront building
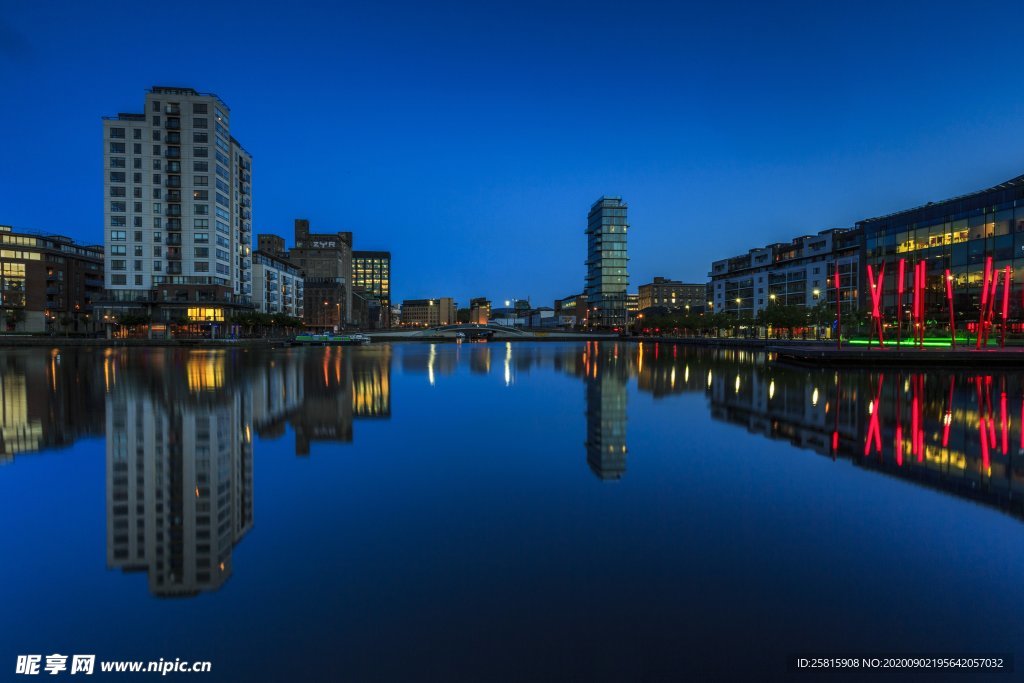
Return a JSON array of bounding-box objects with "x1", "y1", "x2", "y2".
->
[
  {"x1": 638, "y1": 277, "x2": 706, "y2": 312},
  {"x1": 585, "y1": 196, "x2": 629, "y2": 328},
  {"x1": 709, "y1": 228, "x2": 861, "y2": 319},
  {"x1": 858, "y1": 172, "x2": 1024, "y2": 326},
  {"x1": 101, "y1": 86, "x2": 253, "y2": 326},
  {"x1": 400, "y1": 297, "x2": 456, "y2": 327},
  {"x1": 352, "y1": 250, "x2": 391, "y2": 328},
  {"x1": 252, "y1": 249, "x2": 304, "y2": 318},
  {"x1": 0, "y1": 225, "x2": 104, "y2": 333},
  {"x1": 289, "y1": 219, "x2": 353, "y2": 329},
  {"x1": 469, "y1": 297, "x2": 491, "y2": 324}
]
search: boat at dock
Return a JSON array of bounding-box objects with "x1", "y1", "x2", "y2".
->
[{"x1": 291, "y1": 333, "x2": 371, "y2": 346}]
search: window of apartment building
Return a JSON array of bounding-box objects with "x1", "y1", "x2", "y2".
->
[
  {"x1": 133, "y1": 245, "x2": 143, "y2": 257},
  {"x1": 153, "y1": 261, "x2": 162, "y2": 272},
  {"x1": 111, "y1": 274, "x2": 126, "y2": 285},
  {"x1": 153, "y1": 203, "x2": 161, "y2": 214},
  {"x1": 135, "y1": 275, "x2": 143, "y2": 286},
  {"x1": 152, "y1": 115, "x2": 160, "y2": 126},
  {"x1": 111, "y1": 230, "x2": 126, "y2": 240},
  {"x1": 152, "y1": 145, "x2": 160, "y2": 155},
  {"x1": 133, "y1": 173, "x2": 142, "y2": 183},
  {"x1": 152, "y1": 100, "x2": 160, "y2": 112},
  {"x1": 193, "y1": 103, "x2": 208, "y2": 113},
  {"x1": 194, "y1": 161, "x2": 208, "y2": 172},
  {"x1": 133, "y1": 143, "x2": 142, "y2": 154},
  {"x1": 111, "y1": 216, "x2": 126, "y2": 227},
  {"x1": 153, "y1": 232, "x2": 162, "y2": 243},
  {"x1": 193, "y1": 117, "x2": 208, "y2": 128},
  {"x1": 133, "y1": 158, "x2": 141, "y2": 169},
  {"x1": 195, "y1": 261, "x2": 209, "y2": 272},
  {"x1": 195, "y1": 247, "x2": 209, "y2": 258},
  {"x1": 133, "y1": 260, "x2": 142, "y2": 271},
  {"x1": 109, "y1": 142, "x2": 125, "y2": 153},
  {"x1": 194, "y1": 147, "x2": 208, "y2": 157},
  {"x1": 194, "y1": 232, "x2": 209, "y2": 242},
  {"x1": 134, "y1": 231, "x2": 142, "y2": 241},
  {"x1": 133, "y1": 217, "x2": 142, "y2": 228},
  {"x1": 133, "y1": 129, "x2": 141, "y2": 140},
  {"x1": 110, "y1": 186, "x2": 126, "y2": 197},
  {"x1": 133, "y1": 202, "x2": 142, "y2": 213},
  {"x1": 195, "y1": 204, "x2": 208, "y2": 215},
  {"x1": 133, "y1": 187, "x2": 142, "y2": 198},
  {"x1": 110, "y1": 245, "x2": 126, "y2": 255},
  {"x1": 194, "y1": 219, "x2": 209, "y2": 228},
  {"x1": 194, "y1": 132, "x2": 208, "y2": 143},
  {"x1": 110, "y1": 172, "x2": 125, "y2": 183},
  {"x1": 110, "y1": 157, "x2": 125, "y2": 168},
  {"x1": 153, "y1": 174, "x2": 161, "y2": 185},
  {"x1": 193, "y1": 190, "x2": 209, "y2": 200},
  {"x1": 111, "y1": 260, "x2": 126, "y2": 270},
  {"x1": 110, "y1": 127, "x2": 125, "y2": 138},
  {"x1": 152, "y1": 130, "x2": 161, "y2": 141},
  {"x1": 153, "y1": 218, "x2": 161, "y2": 229},
  {"x1": 153, "y1": 246, "x2": 162, "y2": 257},
  {"x1": 194, "y1": 175, "x2": 208, "y2": 186}
]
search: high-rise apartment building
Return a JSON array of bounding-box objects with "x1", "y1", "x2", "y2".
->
[
  {"x1": 400, "y1": 298, "x2": 456, "y2": 326},
  {"x1": 469, "y1": 297, "x2": 491, "y2": 324},
  {"x1": 584, "y1": 197, "x2": 629, "y2": 328},
  {"x1": 101, "y1": 86, "x2": 253, "y2": 326},
  {"x1": 352, "y1": 250, "x2": 391, "y2": 328}
]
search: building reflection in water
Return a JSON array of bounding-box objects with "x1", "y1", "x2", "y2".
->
[
  {"x1": 105, "y1": 350, "x2": 253, "y2": 597},
  {"x1": 0, "y1": 349, "x2": 104, "y2": 462},
  {"x1": 10, "y1": 340, "x2": 1024, "y2": 596},
  {"x1": 582, "y1": 341, "x2": 630, "y2": 480},
  {"x1": 97, "y1": 346, "x2": 393, "y2": 597}
]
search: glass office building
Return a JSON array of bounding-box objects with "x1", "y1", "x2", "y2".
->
[
  {"x1": 859, "y1": 173, "x2": 1024, "y2": 327},
  {"x1": 585, "y1": 196, "x2": 629, "y2": 328}
]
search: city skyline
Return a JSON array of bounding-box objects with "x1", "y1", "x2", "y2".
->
[{"x1": 5, "y1": 2, "x2": 1024, "y2": 306}]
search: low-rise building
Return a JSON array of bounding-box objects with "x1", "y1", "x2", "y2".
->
[
  {"x1": 709, "y1": 228, "x2": 860, "y2": 319},
  {"x1": 0, "y1": 225, "x2": 104, "y2": 333},
  {"x1": 638, "y1": 278, "x2": 706, "y2": 311},
  {"x1": 555, "y1": 293, "x2": 587, "y2": 327},
  {"x1": 400, "y1": 297, "x2": 456, "y2": 327}
]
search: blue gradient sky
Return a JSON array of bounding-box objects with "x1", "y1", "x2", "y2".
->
[{"x1": 2, "y1": 1, "x2": 1024, "y2": 305}]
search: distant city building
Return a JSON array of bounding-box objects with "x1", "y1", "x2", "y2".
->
[
  {"x1": 638, "y1": 277, "x2": 706, "y2": 311},
  {"x1": 401, "y1": 297, "x2": 456, "y2": 326},
  {"x1": 554, "y1": 293, "x2": 587, "y2": 327},
  {"x1": 101, "y1": 86, "x2": 253, "y2": 326},
  {"x1": 584, "y1": 196, "x2": 629, "y2": 328},
  {"x1": 528, "y1": 307, "x2": 556, "y2": 327},
  {"x1": 290, "y1": 219, "x2": 353, "y2": 330},
  {"x1": 352, "y1": 250, "x2": 391, "y2": 329},
  {"x1": 252, "y1": 248, "x2": 303, "y2": 318},
  {"x1": 626, "y1": 293, "x2": 639, "y2": 319},
  {"x1": 469, "y1": 297, "x2": 490, "y2": 324},
  {"x1": 710, "y1": 228, "x2": 860, "y2": 319},
  {"x1": 0, "y1": 225, "x2": 104, "y2": 334}
]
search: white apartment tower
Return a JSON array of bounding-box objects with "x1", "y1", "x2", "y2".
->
[{"x1": 102, "y1": 86, "x2": 252, "y2": 323}]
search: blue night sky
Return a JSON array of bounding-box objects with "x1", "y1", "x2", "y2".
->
[{"x1": 3, "y1": 0, "x2": 1024, "y2": 306}]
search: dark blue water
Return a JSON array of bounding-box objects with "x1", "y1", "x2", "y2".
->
[{"x1": 1, "y1": 342, "x2": 1022, "y2": 681}]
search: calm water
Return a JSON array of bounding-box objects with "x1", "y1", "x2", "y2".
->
[{"x1": 1, "y1": 341, "x2": 1024, "y2": 681}]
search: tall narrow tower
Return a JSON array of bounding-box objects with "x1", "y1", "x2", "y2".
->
[{"x1": 584, "y1": 196, "x2": 629, "y2": 328}]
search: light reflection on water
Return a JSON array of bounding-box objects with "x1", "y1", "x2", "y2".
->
[{"x1": 2, "y1": 341, "x2": 1024, "y2": 679}]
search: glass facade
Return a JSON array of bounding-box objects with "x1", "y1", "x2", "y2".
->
[
  {"x1": 585, "y1": 197, "x2": 629, "y2": 328},
  {"x1": 352, "y1": 250, "x2": 391, "y2": 328},
  {"x1": 859, "y1": 174, "x2": 1024, "y2": 330}
]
